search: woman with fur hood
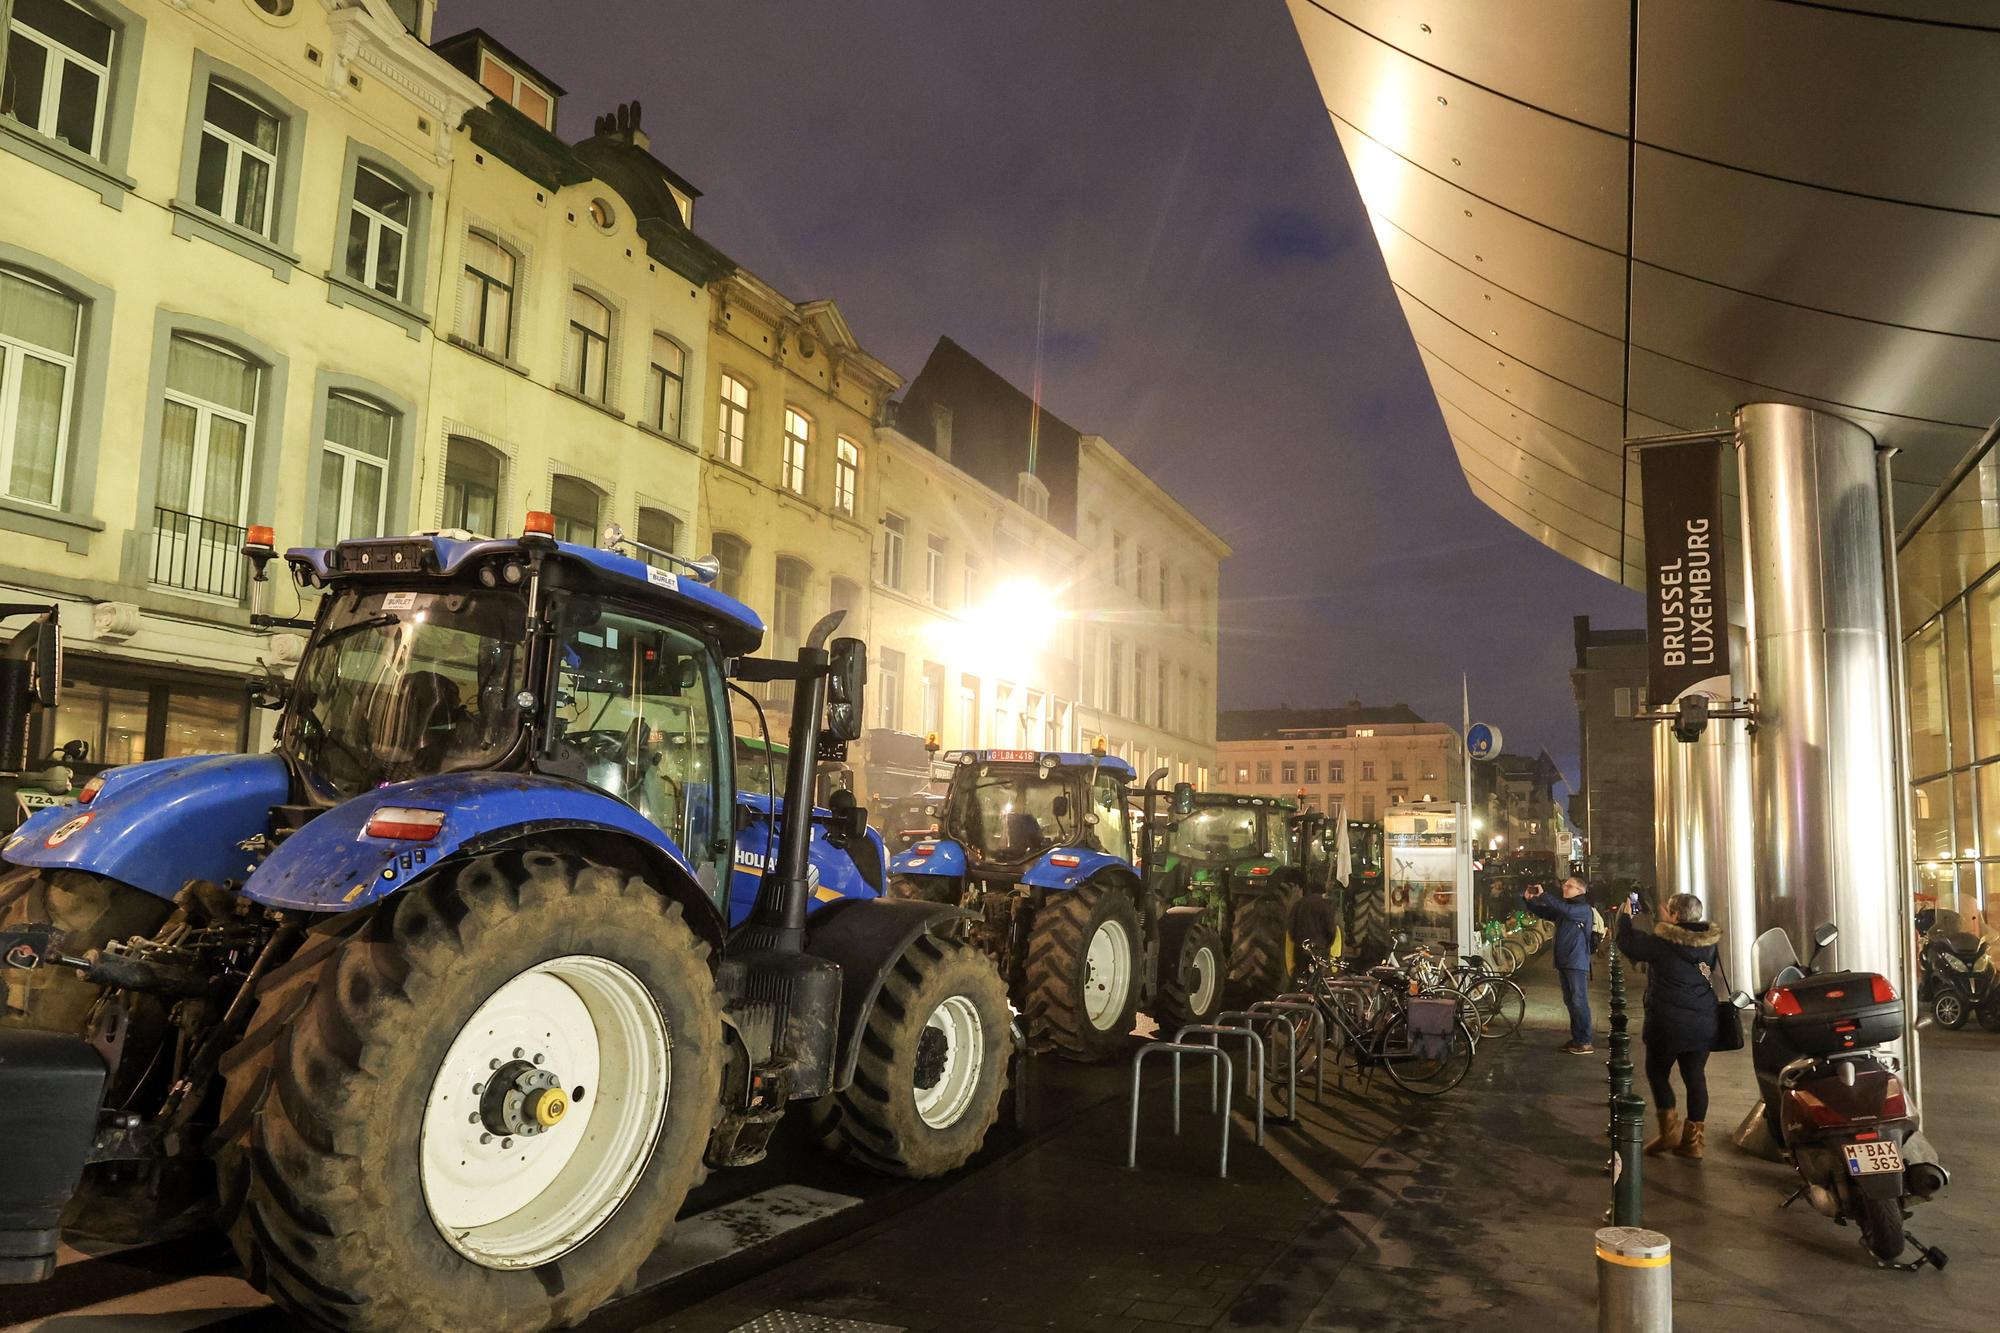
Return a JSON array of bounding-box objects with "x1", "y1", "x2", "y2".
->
[{"x1": 1615, "y1": 892, "x2": 1723, "y2": 1160}]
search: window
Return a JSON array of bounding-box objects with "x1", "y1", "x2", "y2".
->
[
  {"x1": 1255, "y1": 761, "x2": 1272, "y2": 784},
  {"x1": 195, "y1": 81, "x2": 278, "y2": 236},
  {"x1": 1330, "y1": 761, "x2": 1344, "y2": 783},
  {"x1": 1353, "y1": 727, "x2": 1375, "y2": 738},
  {"x1": 645, "y1": 334, "x2": 684, "y2": 437},
  {"x1": 316, "y1": 392, "x2": 391, "y2": 541},
  {"x1": 921, "y1": 661, "x2": 945, "y2": 737},
  {"x1": 548, "y1": 473, "x2": 600, "y2": 545},
  {"x1": 877, "y1": 647, "x2": 904, "y2": 730},
  {"x1": 1137, "y1": 548, "x2": 1152, "y2": 604},
  {"x1": 772, "y1": 556, "x2": 809, "y2": 658},
  {"x1": 154, "y1": 335, "x2": 259, "y2": 597},
  {"x1": 587, "y1": 197, "x2": 615, "y2": 232},
  {"x1": 1157, "y1": 561, "x2": 1169, "y2": 611},
  {"x1": 716, "y1": 373, "x2": 748, "y2": 466},
  {"x1": 344, "y1": 163, "x2": 410, "y2": 299},
  {"x1": 1134, "y1": 648, "x2": 1148, "y2": 723},
  {"x1": 1304, "y1": 760, "x2": 1319, "y2": 783},
  {"x1": 1362, "y1": 794, "x2": 1376, "y2": 820},
  {"x1": 1107, "y1": 638, "x2": 1125, "y2": 716},
  {"x1": 564, "y1": 289, "x2": 610, "y2": 402},
  {"x1": 1281, "y1": 761, "x2": 1297, "y2": 784},
  {"x1": 1392, "y1": 760, "x2": 1405, "y2": 781},
  {"x1": 1111, "y1": 531, "x2": 1126, "y2": 588},
  {"x1": 637, "y1": 506, "x2": 679, "y2": 568},
  {"x1": 442, "y1": 436, "x2": 501, "y2": 534},
  {"x1": 0, "y1": 268, "x2": 80, "y2": 507},
  {"x1": 478, "y1": 50, "x2": 552, "y2": 130},
  {"x1": 881, "y1": 511, "x2": 906, "y2": 589},
  {"x1": 780, "y1": 406, "x2": 810, "y2": 494},
  {"x1": 833, "y1": 436, "x2": 858, "y2": 515},
  {"x1": 925, "y1": 534, "x2": 945, "y2": 605},
  {"x1": 1235, "y1": 765, "x2": 1249, "y2": 784},
  {"x1": 1423, "y1": 762, "x2": 1437, "y2": 781},
  {"x1": 1361, "y1": 760, "x2": 1375, "y2": 781},
  {"x1": 712, "y1": 532, "x2": 747, "y2": 601},
  {"x1": 1157, "y1": 660, "x2": 1170, "y2": 732},
  {"x1": 456, "y1": 230, "x2": 514, "y2": 357},
  {"x1": 4, "y1": 0, "x2": 112, "y2": 156}
]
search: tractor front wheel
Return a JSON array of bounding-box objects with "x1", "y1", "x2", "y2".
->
[
  {"x1": 806, "y1": 934, "x2": 1009, "y2": 1177},
  {"x1": 1154, "y1": 920, "x2": 1225, "y2": 1030},
  {"x1": 1025, "y1": 881, "x2": 1140, "y2": 1061},
  {"x1": 217, "y1": 848, "x2": 722, "y2": 1332}
]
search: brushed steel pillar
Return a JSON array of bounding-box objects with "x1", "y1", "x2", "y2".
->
[{"x1": 1737, "y1": 404, "x2": 1903, "y2": 998}]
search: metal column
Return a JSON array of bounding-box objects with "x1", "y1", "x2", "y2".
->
[{"x1": 1736, "y1": 403, "x2": 1904, "y2": 1001}]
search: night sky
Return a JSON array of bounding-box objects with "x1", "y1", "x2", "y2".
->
[{"x1": 446, "y1": 0, "x2": 1640, "y2": 783}]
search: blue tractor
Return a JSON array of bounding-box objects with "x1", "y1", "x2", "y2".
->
[
  {"x1": 888, "y1": 749, "x2": 1204, "y2": 1060},
  {"x1": 0, "y1": 519, "x2": 1010, "y2": 1331}
]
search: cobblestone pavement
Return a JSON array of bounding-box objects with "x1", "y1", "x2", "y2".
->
[{"x1": 652, "y1": 959, "x2": 1998, "y2": 1333}]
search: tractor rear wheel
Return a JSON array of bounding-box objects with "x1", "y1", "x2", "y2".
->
[
  {"x1": 1229, "y1": 880, "x2": 1299, "y2": 1000},
  {"x1": 1154, "y1": 920, "x2": 1225, "y2": 1031},
  {"x1": 805, "y1": 934, "x2": 1008, "y2": 1178},
  {"x1": 1346, "y1": 878, "x2": 1386, "y2": 960},
  {"x1": 216, "y1": 848, "x2": 721, "y2": 1332},
  {"x1": 1025, "y1": 880, "x2": 1140, "y2": 1061},
  {"x1": 0, "y1": 866, "x2": 172, "y2": 1032}
]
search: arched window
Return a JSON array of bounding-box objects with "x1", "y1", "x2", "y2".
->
[
  {"x1": 564, "y1": 288, "x2": 611, "y2": 401},
  {"x1": 716, "y1": 373, "x2": 748, "y2": 466},
  {"x1": 780, "y1": 406, "x2": 811, "y2": 495},
  {"x1": 0, "y1": 266, "x2": 82, "y2": 507},
  {"x1": 318, "y1": 391, "x2": 393, "y2": 540},
  {"x1": 711, "y1": 531, "x2": 748, "y2": 601},
  {"x1": 773, "y1": 556, "x2": 811, "y2": 657},
  {"x1": 195, "y1": 80, "x2": 279, "y2": 236},
  {"x1": 647, "y1": 334, "x2": 685, "y2": 437},
  {"x1": 456, "y1": 230, "x2": 515, "y2": 357},
  {"x1": 442, "y1": 435, "x2": 502, "y2": 534},
  {"x1": 155, "y1": 333, "x2": 261, "y2": 596},
  {"x1": 637, "y1": 505, "x2": 680, "y2": 568},
  {"x1": 7, "y1": 0, "x2": 115, "y2": 157},
  {"x1": 833, "y1": 436, "x2": 859, "y2": 515},
  {"x1": 549, "y1": 473, "x2": 602, "y2": 545}
]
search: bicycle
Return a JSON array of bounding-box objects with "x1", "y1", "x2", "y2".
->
[{"x1": 1286, "y1": 954, "x2": 1477, "y2": 1096}]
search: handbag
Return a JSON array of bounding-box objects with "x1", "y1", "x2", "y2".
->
[{"x1": 1705, "y1": 955, "x2": 1745, "y2": 1052}]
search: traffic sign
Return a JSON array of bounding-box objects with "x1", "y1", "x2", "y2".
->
[{"x1": 1467, "y1": 722, "x2": 1501, "y2": 761}]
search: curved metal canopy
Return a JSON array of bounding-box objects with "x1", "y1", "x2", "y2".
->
[{"x1": 1288, "y1": 0, "x2": 2000, "y2": 589}]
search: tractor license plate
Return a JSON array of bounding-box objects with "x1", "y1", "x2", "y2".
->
[{"x1": 1844, "y1": 1141, "x2": 1903, "y2": 1176}]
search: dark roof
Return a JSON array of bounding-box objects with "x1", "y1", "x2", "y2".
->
[
  {"x1": 432, "y1": 27, "x2": 568, "y2": 97},
  {"x1": 1217, "y1": 703, "x2": 1429, "y2": 741}
]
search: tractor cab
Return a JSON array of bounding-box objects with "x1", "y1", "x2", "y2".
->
[
  {"x1": 925, "y1": 748, "x2": 1136, "y2": 878},
  {"x1": 1157, "y1": 792, "x2": 1296, "y2": 898}
]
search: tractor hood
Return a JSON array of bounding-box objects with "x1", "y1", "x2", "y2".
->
[
  {"x1": 3, "y1": 753, "x2": 290, "y2": 900},
  {"x1": 242, "y1": 770, "x2": 698, "y2": 912},
  {"x1": 726, "y1": 791, "x2": 886, "y2": 927}
]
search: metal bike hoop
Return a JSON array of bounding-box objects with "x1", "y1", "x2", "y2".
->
[{"x1": 1128, "y1": 1041, "x2": 1236, "y2": 1177}]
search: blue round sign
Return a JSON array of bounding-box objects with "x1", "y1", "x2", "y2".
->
[{"x1": 1467, "y1": 722, "x2": 1501, "y2": 761}]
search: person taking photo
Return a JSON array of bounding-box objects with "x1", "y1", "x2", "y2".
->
[
  {"x1": 1524, "y1": 876, "x2": 1598, "y2": 1054},
  {"x1": 1615, "y1": 891, "x2": 1723, "y2": 1160}
]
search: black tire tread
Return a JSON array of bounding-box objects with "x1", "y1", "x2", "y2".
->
[
  {"x1": 1023, "y1": 881, "x2": 1138, "y2": 1062},
  {"x1": 1154, "y1": 921, "x2": 1225, "y2": 1030},
  {"x1": 1229, "y1": 884, "x2": 1297, "y2": 1000}
]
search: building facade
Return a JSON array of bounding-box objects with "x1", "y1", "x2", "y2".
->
[
  {"x1": 1216, "y1": 703, "x2": 1465, "y2": 819},
  {"x1": 1568, "y1": 616, "x2": 1656, "y2": 887}
]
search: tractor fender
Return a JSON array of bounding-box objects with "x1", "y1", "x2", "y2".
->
[
  {"x1": 803, "y1": 896, "x2": 975, "y2": 1090},
  {"x1": 240, "y1": 772, "x2": 723, "y2": 945},
  {"x1": 3, "y1": 753, "x2": 289, "y2": 901},
  {"x1": 1156, "y1": 903, "x2": 1211, "y2": 961},
  {"x1": 889, "y1": 837, "x2": 967, "y2": 879},
  {"x1": 1019, "y1": 848, "x2": 1134, "y2": 892}
]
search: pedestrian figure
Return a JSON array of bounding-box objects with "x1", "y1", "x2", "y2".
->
[
  {"x1": 1524, "y1": 876, "x2": 1597, "y2": 1054},
  {"x1": 1289, "y1": 878, "x2": 1338, "y2": 974},
  {"x1": 1616, "y1": 892, "x2": 1722, "y2": 1161}
]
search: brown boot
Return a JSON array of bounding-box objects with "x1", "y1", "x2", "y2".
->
[
  {"x1": 1675, "y1": 1120, "x2": 1706, "y2": 1161},
  {"x1": 1644, "y1": 1110, "x2": 1682, "y2": 1155}
]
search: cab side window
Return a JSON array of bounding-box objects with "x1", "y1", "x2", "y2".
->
[{"x1": 1091, "y1": 773, "x2": 1131, "y2": 862}]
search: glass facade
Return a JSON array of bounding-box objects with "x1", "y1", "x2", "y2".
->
[{"x1": 1898, "y1": 436, "x2": 2000, "y2": 939}]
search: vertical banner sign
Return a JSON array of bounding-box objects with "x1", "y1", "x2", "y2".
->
[{"x1": 1639, "y1": 442, "x2": 1733, "y2": 704}]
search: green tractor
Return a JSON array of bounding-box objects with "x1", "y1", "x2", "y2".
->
[
  {"x1": 1287, "y1": 810, "x2": 1386, "y2": 962},
  {"x1": 1150, "y1": 792, "x2": 1305, "y2": 1003}
]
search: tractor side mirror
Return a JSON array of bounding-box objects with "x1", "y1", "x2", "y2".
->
[
  {"x1": 26, "y1": 614, "x2": 59, "y2": 709},
  {"x1": 1051, "y1": 793, "x2": 1071, "y2": 820},
  {"x1": 826, "y1": 788, "x2": 867, "y2": 841},
  {"x1": 826, "y1": 637, "x2": 866, "y2": 742},
  {"x1": 1171, "y1": 782, "x2": 1196, "y2": 818}
]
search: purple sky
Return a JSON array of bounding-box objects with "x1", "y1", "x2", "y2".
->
[{"x1": 445, "y1": 0, "x2": 1639, "y2": 782}]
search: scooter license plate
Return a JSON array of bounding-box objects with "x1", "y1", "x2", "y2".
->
[{"x1": 1843, "y1": 1141, "x2": 1903, "y2": 1176}]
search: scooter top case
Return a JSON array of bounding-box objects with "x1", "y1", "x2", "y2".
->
[{"x1": 1764, "y1": 971, "x2": 1902, "y2": 1056}]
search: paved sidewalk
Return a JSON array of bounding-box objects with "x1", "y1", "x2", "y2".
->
[{"x1": 653, "y1": 960, "x2": 1997, "y2": 1332}]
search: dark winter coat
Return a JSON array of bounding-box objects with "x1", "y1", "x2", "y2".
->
[
  {"x1": 1616, "y1": 915, "x2": 1723, "y2": 1055},
  {"x1": 1524, "y1": 889, "x2": 1597, "y2": 972},
  {"x1": 1290, "y1": 890, "x2": 1338, "y2": 952}
]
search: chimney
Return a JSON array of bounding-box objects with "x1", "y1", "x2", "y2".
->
[
  {"x1": 595, "y1": 100, "x2": 649, "y2": 152},
  {"x1": 931, "y1": 404, "x2": 954, "y2": 461}
]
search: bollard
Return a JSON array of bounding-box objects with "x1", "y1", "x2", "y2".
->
[
  {"x1": 1611, "y1": 1092, "x2": 1646, "y2": 1227},
  {"x1": 1595, "y1": 1226, "x2": 1671, "y2": 1331},
  {"x1": 1606, "y1": 944, "x2": 1635, "y2": 1172}
]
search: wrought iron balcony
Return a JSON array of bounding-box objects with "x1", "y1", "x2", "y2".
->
[{"x1": 152, "y1": 506, "x2": 246, "y2": 601}]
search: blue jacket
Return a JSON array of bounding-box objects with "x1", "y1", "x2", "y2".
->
[{"x1": 1525, "y1": 888, "x2": 1598, "y2": 972}]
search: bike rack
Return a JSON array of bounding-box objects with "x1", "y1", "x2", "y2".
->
[
  {"x1": 1127, "y1": 1041, "x2": 1236, "y2": 1177},
  {"x1": 1216, "y1": 1008, "x2": 1309, "y2": 1124},
  {"x1": 1173, "y1": 1022, "x2": 1266, "y2": 1144},
  {"x1": 1247, "y1": 1000, "x2": 1327, "y2": 1114}
]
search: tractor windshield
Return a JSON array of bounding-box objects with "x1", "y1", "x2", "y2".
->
[
  {"x1": 947, "y1": 764, "x2": 1080, "y2": 864},
  {"x1": 285, "y1": 586, "x2": 527, "y2": 798},
  {"x1": 1171, "y1": 807, "x2": 1263, "y2": 861}
]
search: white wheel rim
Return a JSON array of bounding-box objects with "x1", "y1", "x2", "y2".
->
[
  {"x1": 913, "y1": 994, "x2": 985, "y2": 1129},
  {"x1": 1082, "y1": 916, "x2": 1133, "y2": 1031},
  {"x1": 1188, "y1": 944, "x2": 1218, "y2": 1014},
  {"x1": 420, "y1": 955, "x2": 669, "y2": 1268}
]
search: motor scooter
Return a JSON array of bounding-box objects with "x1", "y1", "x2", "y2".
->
[
  {"x1": 1748, "y1": 923, "x2": 1950, "y2": 1269},
  {"x1": 1914, "y1": 907, "x2": 1999, "y2": 1031}
]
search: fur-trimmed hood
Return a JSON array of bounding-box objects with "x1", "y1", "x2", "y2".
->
[{"x1": 1654, "y1": 920, "x2": 1721, "y2": 948}]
